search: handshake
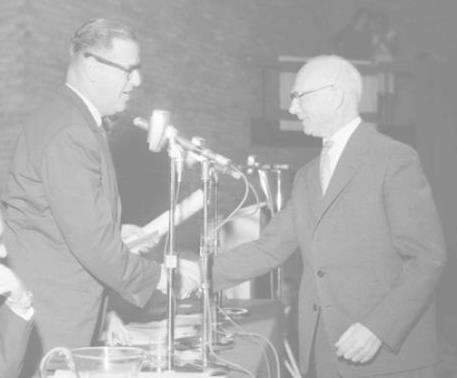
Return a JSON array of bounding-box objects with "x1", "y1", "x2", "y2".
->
[
  {"x1": 105, "y1": 258, "x2": 202, "y2": 346},
  {"x1": 120, "y1": 224, "x2": 202, "y2": 298},
  {"x1": 156, "y1": 258, "x2": 202, "y2": 299}
]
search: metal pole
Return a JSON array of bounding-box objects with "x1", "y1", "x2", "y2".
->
[
  {"x1": 200, "y1": 159, "x2": 212, "y2": 368},
  {"x1": 211, "y1": 170, "x2": 223, "y2": 342},
  {"x1": 274, "y1": 168, "x2": 283, "y2": 300},
  {"x1": 165, "y1": 137, "x2": 181, "y2": 371}
]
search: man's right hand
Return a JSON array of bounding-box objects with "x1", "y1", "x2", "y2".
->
[
  {"x1": 178, "y1": 259, "x2": 201, "y2": 299},
  {"x1": 156, "y1": 259, "x2": 201, "y2": 299},
  {"x1": 0, "y1": 264, "x2": 33, "y2": 319},
  {"x1": 105, "y1": 311, "x2": 131, "y2": 346},
  {"x1": 0, "y1": 264, "x2": 23, "y2": 299}
]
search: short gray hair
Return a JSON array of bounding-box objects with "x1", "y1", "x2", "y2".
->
[
  {"x1": 70, "y1": 18, "x2": 137, "y2": 56},
  {"x1": 306, "y1": 55, "x2": 363, "y2": 105},
  {"x1": 337, "y1": 57, "x2": 363, "y2": 104}
]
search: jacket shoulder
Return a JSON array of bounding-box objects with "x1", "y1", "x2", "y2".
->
[{"x1": 364, "y1": 126, "x2": 419, "y2": 162}]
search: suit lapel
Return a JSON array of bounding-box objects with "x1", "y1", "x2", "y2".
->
[
  {"x1": 312, "y1": 124, "x2": 373, "y2": 232},
  {"x1": 59, "y1": 86, "x2": 120, "y2": 222},
  {"x1": 305, "y1": 158, "x2": 323, "y2": 226}
]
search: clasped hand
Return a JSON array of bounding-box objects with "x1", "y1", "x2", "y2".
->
[
  {"x1": 0, "y1": 264, "x2": 29, "y2": 304},
  {"x1": 157, "y1": 258, "x2": 201, "y2": 299}
]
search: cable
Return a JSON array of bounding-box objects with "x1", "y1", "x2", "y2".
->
[
  {"x1": 215, "y1": 328, "x2": 272, "y2": 378},
  {"x1": 243, "y1": 180, "x2": 262, "y2": 217},
  {"x1": 217, "y1": 305, "x2": 281, "y2": 378},
  {"x1": 214, "y1": 167, "x2": 250, "y2": 233},
  {"x1": 202, "y1": 290, "x2": 256, "y2": 378},
  {"x1": 235, "y1": 331, "x2": 280, "y2": 378}
]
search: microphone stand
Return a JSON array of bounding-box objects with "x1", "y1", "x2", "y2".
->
[
  {"x1": 271, "y1": 166, "x2": 284, "y2": 300},
  {"x1": 164, "y1": 133, "x2": 182, "y2": 371},
  {"x1": 199, "y1": 158, "x2": 212, "y2": 368},
  {"x1": 211, "y1": 169, "x2": 223, "y2": 344}
]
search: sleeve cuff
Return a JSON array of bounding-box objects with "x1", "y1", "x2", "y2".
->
[{"x1": 6, "y1": 290, "x2": 34, "y2": 321}]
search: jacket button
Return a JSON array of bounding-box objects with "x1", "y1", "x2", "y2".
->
[{"x1": 317, "y1": 270, "x2": 325, "y2": 278}]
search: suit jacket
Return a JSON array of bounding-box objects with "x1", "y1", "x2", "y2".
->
[
  {"x1": 0, "y1": 304, "x2": 32, "y2": 378},
  {"x1": 213, "y1": 124, "x2": 446, "y2": 377},
  {"x1": 2, "y1": 86, "x2": 161, "y2": 354}
]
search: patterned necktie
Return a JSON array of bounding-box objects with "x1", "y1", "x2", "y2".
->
[{"x1": 320, "y1": 139, "x2": 333, "y2": 194}]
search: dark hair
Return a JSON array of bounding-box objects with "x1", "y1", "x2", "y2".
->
[{"x1": 70, "y1": 18, "x2": 137, "y2": 56}]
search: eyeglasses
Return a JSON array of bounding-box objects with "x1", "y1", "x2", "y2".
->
[
  {"x1": 84, "y1": 52, "x2": 141, "y2": 79},
  {"x1": 290, "y1": 84, "x2": 334, "y2": 101}
]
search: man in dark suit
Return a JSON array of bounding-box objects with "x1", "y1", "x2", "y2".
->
[
  {"x1": 1, "y1": 18, "x2": 198, "y2": 373},
  {"x1": 0, "y1": 212, "x2": 33, "y2": 378},
  {"x1": 213, "y1": 55, "x2": 446, "y2": 377}
]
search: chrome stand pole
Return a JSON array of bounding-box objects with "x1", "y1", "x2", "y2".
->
[
  {"x1": 165, "y1": 136, "x2": 182, "y2": 371},
  {"x1": 199, "y1": 159, "x2": 212, "y2": 368}
]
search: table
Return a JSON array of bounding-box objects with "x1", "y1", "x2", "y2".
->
[{"x1": 51, "y1": 299, "x2": 284, "y2": 378}]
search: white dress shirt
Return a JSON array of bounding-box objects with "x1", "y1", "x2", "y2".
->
[{"x1": 322, "y1": 116, "x2": 362, "y2": 182}]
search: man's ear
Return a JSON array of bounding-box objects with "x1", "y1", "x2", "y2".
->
[
  {"x1": 84, "y1": 55, "x2": 98, "y2": 83},
  {"x1": 331, "y1": 86, "x2": 345, "y2": 109}
]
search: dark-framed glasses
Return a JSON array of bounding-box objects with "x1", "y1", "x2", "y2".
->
[
  {"x1": 84, "y1": 52, "x2": 141, "y2": 79},
  {"x1": 290, "y1": 84, "x2": 334, "y2": 101}
]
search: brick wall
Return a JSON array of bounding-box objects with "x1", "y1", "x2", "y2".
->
[{"x1": 0, "y1": 0, "x2": 27, "y2": 184}]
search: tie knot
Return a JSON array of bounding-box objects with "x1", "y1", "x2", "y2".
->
[{"x1": 322, "y1": 139, "x2": 333, "y2": 151}]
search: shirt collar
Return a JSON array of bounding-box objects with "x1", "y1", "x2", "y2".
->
[
  {"x1": 323, "y1": 116, "x2": 362, "y2": 149},
  {"x1": 65, "y1": 83, "x2": 102, "y2": 127}
]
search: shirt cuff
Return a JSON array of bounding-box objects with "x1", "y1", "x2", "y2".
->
[
  {"x1": 6, "y1": 301, "x2": 34, "y2": 321},
  {"x1": 6, "y1": 290, "x2": 34, "y2": 321}
]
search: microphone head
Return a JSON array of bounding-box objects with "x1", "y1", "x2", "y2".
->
[
  {"x1": 247, "y1": 155, "x2": 258, "y2": 167},
  {"x1": 133, "y1": 111, "x2": 170, "y2": 152},
  {"x1": 148, "y1": 110, "x2": 170, "y2": 152}
]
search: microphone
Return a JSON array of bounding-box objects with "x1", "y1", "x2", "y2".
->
[
  {"x1": 133, "y1": 112, "x2": 169, "y2": 152},
  {"x1": 133, "y1": 115, "x2": 241, "y2": 179}
]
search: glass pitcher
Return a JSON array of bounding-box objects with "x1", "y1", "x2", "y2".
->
[{"x1": 40, "y1": 346, "x2": 147, "y2": 378}]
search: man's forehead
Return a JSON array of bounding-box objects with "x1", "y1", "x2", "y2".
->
[
  {"x1": 294, "y1": 67, "x2": 328, "y2": 91},
  {"x1": 103, "y1": 38, "x2": 140, "y2": 60},
  {"x1": 294, "y1": 64, "x2": 331, "y2": 91}
]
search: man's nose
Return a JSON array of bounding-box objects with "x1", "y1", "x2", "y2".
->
[
  {"x1": 289, "y1": 99, "x2": 298, "y2": 115},
  {"x1": 129, "y1": 69, "x2": 142, "y2": 87},
  {"x1": 0, "y1": 244, "x2": 7, "y2": 258}
]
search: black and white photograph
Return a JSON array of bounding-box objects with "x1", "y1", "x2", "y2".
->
[{"x1": 0, "y1": 1, "x2": 456, "y2": 377}]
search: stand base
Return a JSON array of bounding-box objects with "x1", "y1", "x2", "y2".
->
[
  {"x1": 142, "y1": 369, "x2": 226, "y2": 377},
  {"x1": 53, "y1": 368, "x2": 226, "y2": 378},
  {"x1": 176, "y1": 334, "x2": 234, "y2": 352}
]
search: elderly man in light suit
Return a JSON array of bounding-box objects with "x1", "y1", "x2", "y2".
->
[{"x1": 213, "y1": 55, "x2": 446, "y2": 378}]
